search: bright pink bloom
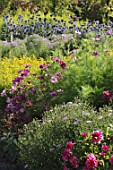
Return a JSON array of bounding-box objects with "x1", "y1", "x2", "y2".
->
[
  {"x1": 102, "y1": 90, "x2": 113, "y2": 102},
  {"x1": 85, "y1": 154, "x2": 98, "y2": 169},
  {"x1": 28, "y1": 101, "x2": 33, "y2": 106},
  {"x1": 101, "y1": 145, "x2": 110, "y2": 152},
  {"x1": 110, "y1": 155, "x2": 113, "y2": 165},
  {"x1": 62, "y1": 149, "x2": 72, "y2": 161},
  {"x1": 66, "y1": 141, "x2": 74, "y2": 150},
  {"x1": 70, "y1": 156, "x2": 79, "y2": 168},
  {"x1": 92, "y1": 131, "x2": 103, "y2": 144},
  {"x1": 81, "y1": 132, "x2": 87, "y2": 138}
]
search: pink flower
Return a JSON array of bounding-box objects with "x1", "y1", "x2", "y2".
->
[
  {"x1": 56, "y1": 73, "x2": 62, "y2": 79},
  {"x1": 60, "y1": 60, "x2": 66, "y2": 69},
  {"x1": 110, "y1": 155, "x2": 113, "y2": 165},
  {"x1": 39, "y1": 64, "x2": 48, "y2": 70},
  {"x1": 81, "y1": 132, "x2": 87, "y2": 138},
  {"x1": 28, "y1": 101, "x2": 33, "y2": 106},
  {"x1": 92, "y1": 131, "x2": 103, "y2": 144},
  {"x1": 85, "y1": 154, "x2": 98, "y2": 169},
  {"x1": 63, "y1": 164, "x2": 70, "y2": 170},
  {"x1": 62, "y1": 149, "x2": 72, "y2": 161},
  {"x1": 70, "y1": 156, "x2": 79, "y2": 168},
  {"x1": 53, "y1": 57, "x2": 60, "y2": 62},
  {"x1": 101, "y1": 145, "x2": 110, "y2": 152},
  {"x1": 50, "y1": 76, "x2": 58, "y2": 83},
  {"x1": 102, "y1": 90, "x2": 113, "y2": 102},
  {"x1": 66, "y1": 141, "x2": 74, "y2": 150},
  {"x1": 57, "y1": 89, "x2": 64, "y2": 93}
]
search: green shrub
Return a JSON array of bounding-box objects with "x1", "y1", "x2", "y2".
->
[
  {"x1": 18, "y1": 99, "x2": 113, "y2": 170},
  {"x1": 24, "y1": 34, "x2": 53, "y2": 58}
]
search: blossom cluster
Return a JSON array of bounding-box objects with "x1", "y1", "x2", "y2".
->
[
  {"x1": 1, "y1": 57, "x2": 66, "y2": 134},
  {"x1": 62, "y1": 131, "x2": 113, "y2": 169}
]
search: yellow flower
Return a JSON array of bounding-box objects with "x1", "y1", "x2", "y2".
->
[{"x1": 63, "y1": 56, "x2": 70, "y2": 61}]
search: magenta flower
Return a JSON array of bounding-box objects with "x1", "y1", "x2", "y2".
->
[
  {"x1": 28, "y1": 101, "x2": 33, "y2": 106},
  {"x1": 22, "y1": 69, "x2": 29, "y2": 77},
  {"x1": 103, "y1": 90, "x2": 113, "y2": 102},
  {"x1": 60, "y1": 60, "x2": 66, "y2": 69},
  {"x1": 66, "y1": 141, "x2": 74, "y2": 150},
  {"x1": 70, "y1": 156, "x2": 79, "y2": 168},
  {"x1": 62, "y1": 149, "x2": 72, "y2": 161},
  {"x1": 50, "y1": 91, "x2": 57, "y2": 97},
  {"x1": 81, "y1": 132, "x2": 87, "y2": 138},
  {"x1": 85, "y1": 154, "x2": 98, "y2": 169},
  {"x1": 39, "y1": 64, "x2": 48, "y2": 70},
  {"x1": 18, "y1": 69, "x2": 29, "y2": 77},
  {"x1": 110, "y1": 155, "x2": 113, "y2": 165},
  {"x1": 93, "y1": 51, "x2": 99, "y2": 56},
  {"x1": 63, "y1": 164, "x2": 70, "y2": 170},
  {"x1": 101, "y1": 145, "x2": 110, "y2": 152},
  {"x1": 92, "y1": 131, "x2": 103, "y2": 144},
  {"x1": 50, "y1": 76, "x2": 58, "y2": 83},
  {"x1": 56, "y1": 73, "x2": 62, "y2": 79}
]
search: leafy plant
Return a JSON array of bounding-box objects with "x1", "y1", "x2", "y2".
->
[{"x1": 18, "y1": 99, "x2": 113, "y2": 170}]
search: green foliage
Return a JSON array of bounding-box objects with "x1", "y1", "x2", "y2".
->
[
  {"x1": 18, "y1": 99, "x2": 113, "y2": 169},
  {"x1": 24, "y1": 34, "x2": 53, "y2": 58},
  {"x1": 72, "y1": 0, "x2": 113, "y2": 22}
]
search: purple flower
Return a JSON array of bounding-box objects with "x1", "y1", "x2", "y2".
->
[
  {"x1": 1, "y1": 90, "x2": 6, "y2": 96},
  {"x1": 9, "y1": 85, "x2": 17, "y2": 93},
  {"x1": 106, "y1": 29, "x2": 112, "y2": 35},
  {"x1": 50, "y1": 91, "x2": 57, "y2": 97},
  {"x1": 39, "y1": 64, "x2": 48, "y2": 70},
  {"x1": 12, "y1": 76, "x2": 23, "y2": 85},
  {"x1": 28, "y1": 86, "x2": 38, "y2": 94},
  {"x1": 22, "y1": 69, "x2": 29, "y2": 77}
]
